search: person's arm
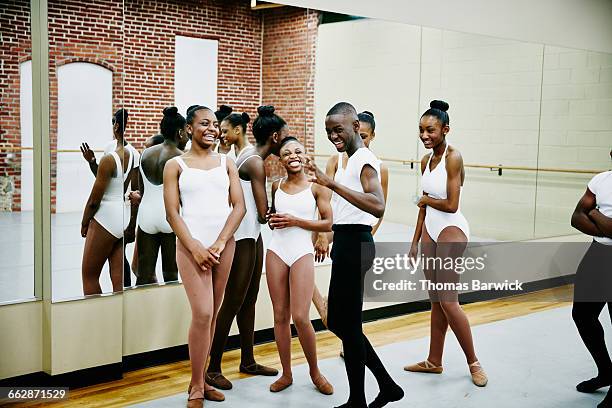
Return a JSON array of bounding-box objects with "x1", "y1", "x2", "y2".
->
[
  {"x1": 269, "y1": 183, "x2": 333, "y2": 232},
  {"x1": 409, "y1": 156, "x2": 430, "y2": 259},
  {"x1": 418, "y1": 150, "x2": 462, "y2": 213},
  {"x1": 209, "y1": 159, "x2": 247, "y2": 256},
  {"x1": 306, "y1": 158, "x2": 384, "y2": 218},
  {"x1": 589, "y1": 209, "x2": 612, "y2": 238},
  {"x1": 163, "y1": 159, "x2": 220, "y2": 270},
  {"x1": 244, "y1": 157, "x2": 269, "y2": 224},
  {"x1": 571, "y1": 188, "x2": 604, "y2": 237},
  {"x1": 268, "y1": 179, "x2": 279, "y2": 230},
  {"x1": 81, "y1": 155, "x2": 114, "y2": 237},
  {"x1": 80, "y1": 143, "x2": 99, "y2": 176},
  {"x1": 371, "y1": 163, "x2": 389, "y2": 235},
  {"x1": 313, "y1": 155, "x2": 338, "y2": 260}
]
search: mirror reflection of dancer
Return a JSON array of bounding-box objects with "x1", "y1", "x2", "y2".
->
[
  {"x1": 266, "y1": 137, "x2": 334, "y2": 395},
  {"x1": 129, "y1": 107, "x2": 186, "y2": 284},
  {"x1": 206, "y1": 105, "x2": 287, "y2": 390},
  {"x1": 80, "y1": 109, "x2": 140, "y2": 287},
  {"x1": 164, "y1": 105, "x2": 246, "y2": 407},
  {"x1": 305, "y1": 102, "x2": 404, "y2": 408},
  {"x1": 571, "y1": 149, "x2": 612, "y2": 408},
  {"x1": 311, "y1": 111, "x2": 389, "y2": 359},
  {"x1": 403, "y1": 100, "x2": 487, "y2": 387},
  {"x1": 81, "y1": 108, "x2": 135, "y2": 295}
]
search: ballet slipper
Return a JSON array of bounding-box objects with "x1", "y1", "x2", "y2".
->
[
  {"x1": 403, "y1": 359, "x2": 443, "y2": 374},
  {"x1": 188, "y1": 382, "x2": 226, "y2": 402},
  {"x1": 469, "y1": 361, "x2": 488, "y2": 387},
  {"x1": 240, "y1": 362, "x2": 278, "y2": 376},
  {"x1": 270, "y1": 376, "x2": 293, "y2": 392},
  {"x1": 205, "y1": 372, "x2": 233, "y2": 390},
  {"x1": 312, "y1": 374, "x2": 334, "y2": 395},
  {"x1": 187, "y1": 387, "x2": 204, "y2": 408}
]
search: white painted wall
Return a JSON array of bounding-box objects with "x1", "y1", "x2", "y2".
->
[
  {"x1": 276, "y1": 0, "x2": 612, "y2": 54},
  {"x1": 56, "y1": 62, "x2": 113, "y2": 213},
  {"x1": 174, "y1": 36, "x2": 218, "y2": 115},
  {"x1": 20, "y1": 60, "x2": 33, "y2": 212}
]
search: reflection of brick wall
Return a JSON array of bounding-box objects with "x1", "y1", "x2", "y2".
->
[
  {"x1": 2, "y1": 1, "x2": 318, "y2": 211},
  {"x1": 262, "y1": 7, "x2": 318, "y2": 179},
  {"x1": 0, "y1": 0, "x2": 31, "y2": 211}
]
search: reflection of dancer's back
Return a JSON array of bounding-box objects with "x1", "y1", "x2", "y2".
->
[
  {"x1": 81, "y1": 108, "x2": 134, "y2": 295},
  {"x1": 134, "y1": 107, "x2": 186, "y2": 284}
]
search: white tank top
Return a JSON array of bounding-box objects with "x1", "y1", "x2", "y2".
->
[
  {"x1": 331, "y1": 148, "x2": 381, "y2": 226},
  {"x1": 175, "y1": 154, "x2": 231, "y2": 242},
  {"x1": 234, "y1": 149, "x2": 262, "y2": 241}
]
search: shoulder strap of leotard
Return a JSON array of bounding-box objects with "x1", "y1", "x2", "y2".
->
[
  {"x1": 220, "y1": 153, "x2": 227, "y2": 170},
  {"x1": 110, "y1": 151, "x2": 122, "y2": 178},
  {"x1": 123, "y1": 148, "x2": 134, "y2": 182},
  {"x1": 237, "y1": 152, "x2": 259, "y2": 170},
  {"x1": 175, "y1": 156, "x2": 188, "y2": 170}
]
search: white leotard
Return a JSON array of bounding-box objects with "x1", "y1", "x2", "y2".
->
[
  {"x1": 175, "y1": 154, "x2": 231, "y2": 247},
  {"x1": 421, "y1": 144, "x2": 470, "y2": 242},
  {"x1": 234, "y1": 148, "x2": 262, "y2": 241},
  {"x1": 137, "y1": 160, "x2": 173, "y2": 235},
  {"x1": 94, "y1": 150, "x2": 134, "y2": 239},
  {"x1": 268, "y1": 180, "x2": 317, "y2": 266}
]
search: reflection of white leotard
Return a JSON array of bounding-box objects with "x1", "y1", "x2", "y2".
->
[
  {"x1": 234, "y1": 149, "x2": 261, "y2": 241},
  {"x1": 94, "y1": 150, "x2": 133, "y2": 239},
  {"x1": 175, "y1": 154, "x2": 231, "y2": 247},
  {"x1": 137, "y1": 160, "x2": 173, "y2": 235},
  {"x1": 421, "y1": 144, "x2": 470, "y2": 242},
  {"x1": 268, "y1": 180, "x2": 317, "y2": 267}
]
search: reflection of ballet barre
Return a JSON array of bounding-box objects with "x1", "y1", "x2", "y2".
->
[
  {"x1": 310, "y1": 154, "x2": 606, "y2": 175},
  {"x1": 0, "y1": 146, "x2": 105, "y2": 153}
]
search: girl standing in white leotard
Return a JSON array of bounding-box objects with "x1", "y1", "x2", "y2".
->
[
  {"x1": 265, "y1": 137, "x2": 334, "y2": 395},
  {"x1": 404, "y1": 100, "x2": 487, "y2": 387},
  {"x1": 81, "y1": 109, "x2": 135, "y2": 295},
  {"x1": 131, "y1": 107, "x2": 186, "y2": 285},
  {"x1": 163, "y1": 105, "x2": 246, "y2": 407}
]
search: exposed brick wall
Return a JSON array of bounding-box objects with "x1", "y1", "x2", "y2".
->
[
  {"x1": 2, "y1": 0, "x2": 318, "y2": 211},
  {"x1": 0, "y1": 0, "x2": 31, "y2": 211},
  {"x1": 261, "y1": 6, "x2": 318, "y2": 179}
]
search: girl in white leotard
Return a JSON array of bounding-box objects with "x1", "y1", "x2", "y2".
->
[
  {"x1": 81, "y1": 109, "x2": 135, "y2": 295},
  {"x1": 163, "y1": 105, "x2": 246, "y2": 407},
  {"x1": 266, "y1": 137, "x2": 334, "y2": 395},
  {"x1": 404, "y1": 100, "x2": 487, "y2": 387},
  {"x1": 131, "y1": 107, "x2": 186, "y2": 285}
]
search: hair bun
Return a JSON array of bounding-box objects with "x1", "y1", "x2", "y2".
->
[
  {"x1": 430, "y1": 100, "x2": 449, "y2": 112},
  {"x1": 163, "y1": 106, "x2": 178, "y2": 116},
  {"x1": 257, "y1": 105, "x2": 275, "y2": 116},
  {"x1": 361, "y1": 110, "x2": 374, "y2": 119},
  {"x1": 241, "y1": 112, "x2": 251, "y2": 124},
  {"x1": 218, "y1": 105, "x2": 233, "y2": 115}
]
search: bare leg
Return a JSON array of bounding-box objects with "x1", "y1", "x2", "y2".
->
[
  {"x1": 109, "y1": 237, "x2": 124, "y2": 293},
  {"x1": 82, "y1": 219, "x2": 121, "y2": 296},
  {"x1": 160, "y1": 232, "x2": 178, "y2": 282},
  {"x1": 312, "y1": 285, "x2": 327, "y2": 325},
  {"x1": 422, "y1": 226, "x2": 448, "y2": 366},
  {"x1": 266, "y1": 250, "x2": 293, "y2": 382},
  {"x1": 436, "y1": 226, "x2": 478, "y2": 365},
  {"x1": 136, "y1": 227, "x2": 160, "y2": 285},
  {"x1": 176, "y1": 240, "x2": 214, "y2": 391},
  {"x1": 289, "y1": 254, "x2": 321, "y2": 379}
]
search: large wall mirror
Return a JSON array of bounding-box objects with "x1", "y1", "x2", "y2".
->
[{"x1": 0, "y1": 0, "x2": 35, "y2": 305}]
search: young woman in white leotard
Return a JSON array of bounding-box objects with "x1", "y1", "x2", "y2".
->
[
  {"x1": 219, "y1": 111, "x2": 253, "y2": 162},
  {"x1": 81, "y1": 109, "x2": 135, "y2": 295},
  {"x1": 163, "y1": 105, "x2": 246, "y2": 407},
  {"x1": 265, "y1": 137, "x2": 334, "y2": 395},
  {"x1": 129, "y1": 107, "x2": 186, "y2": 285},
  {"x1": 404, "y1": 100, "x2": 487, "y2": 387}
]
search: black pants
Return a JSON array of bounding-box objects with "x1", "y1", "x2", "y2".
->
[
  {"x1": 573, "y1": 240, "x2": 612, "y2": 378},
  {"x1": 327, "y1": 224, "x2": 396, "y2": 406}
]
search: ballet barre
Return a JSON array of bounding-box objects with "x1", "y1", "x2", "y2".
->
[{"x1": 310, "y1": 154, "x2": 607, "y2": 175}]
